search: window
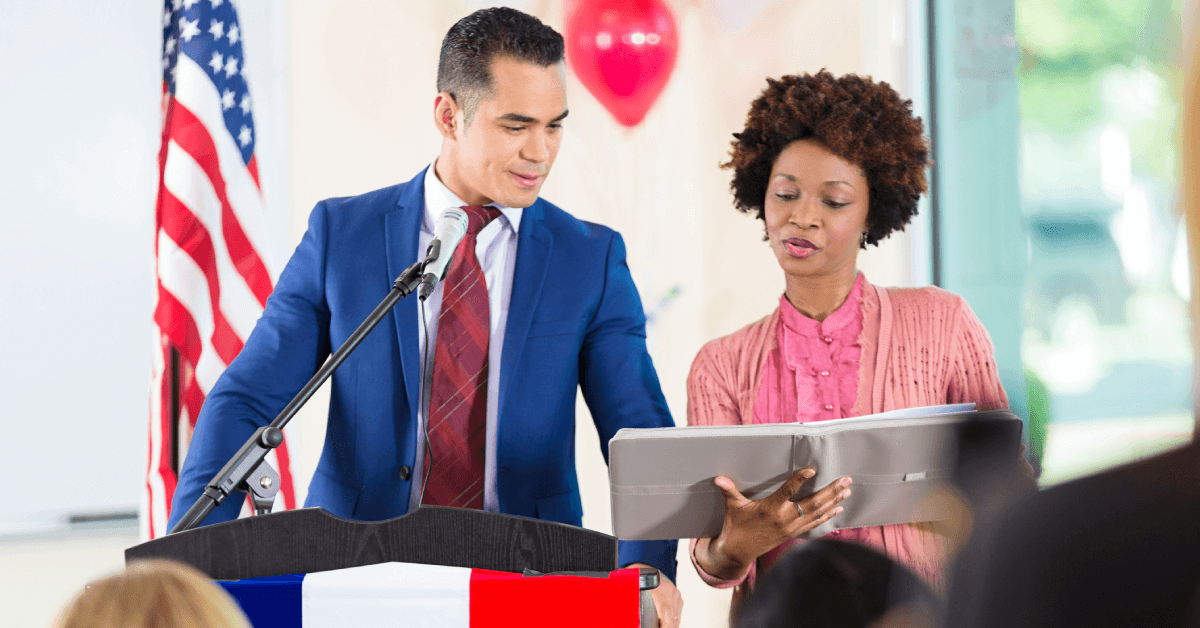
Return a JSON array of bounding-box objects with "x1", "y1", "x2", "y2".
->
[{"x1": 1014, "y1": 0, "x2": 1190, "y2": 483}]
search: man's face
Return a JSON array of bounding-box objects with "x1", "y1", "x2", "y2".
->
[{"x1": 448, "y1": 57, "x2": 568, "y2": 208}]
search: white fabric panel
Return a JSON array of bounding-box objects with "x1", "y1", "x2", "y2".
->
[{"x1": 303, "y1": 562, "x2": 472, "y2": 628}]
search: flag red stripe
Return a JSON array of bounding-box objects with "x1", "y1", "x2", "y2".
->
[
  {"x1": 159, "y1": 190, "x2": 245, "y2": 365},
  {"x1": 154, "y1": 282, "x2": 204, "y2": 367},
  {"x1": 147, "y1": 82, "x2": 177, "y2": 540},
  {"x1": 167, "y1": 103, "x2": 272, "y2": 307},
  {"x1": 183, "y1": 370, "x2": 205, "y2": 430},
  {"x1": 152, "y1": 341, "x2": 179, "y2": 536},
  {"x1": 247, "y1": 154, "x2": 261, "y2": 190}
]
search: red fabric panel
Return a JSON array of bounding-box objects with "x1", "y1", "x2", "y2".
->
[{"x1": 469, "y1": 568, "x2": 640, "y2": 628}]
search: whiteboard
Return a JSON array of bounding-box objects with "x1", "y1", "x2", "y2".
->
[{"x1": 0, "y1": 0, "x2": 289, "y2": 535}]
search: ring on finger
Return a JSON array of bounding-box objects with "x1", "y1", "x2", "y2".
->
[{"x1": 796, "y1": 501, "x2": 806, "y2": 517}]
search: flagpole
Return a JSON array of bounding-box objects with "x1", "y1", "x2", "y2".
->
[{"x1": 169, "y1": 346, "x2": 182, "y2": 475}]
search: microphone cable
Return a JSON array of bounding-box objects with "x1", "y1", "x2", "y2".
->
[{"x1": 418, "y1": 293, "x2": 434, "y2": 505}]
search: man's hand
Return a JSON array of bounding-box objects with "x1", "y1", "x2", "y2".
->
[{"x1": 625, "y1": 563, "x2": 683, "y2": 628}]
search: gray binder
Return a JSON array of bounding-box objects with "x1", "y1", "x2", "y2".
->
[{"x1": 608, "y1": 406, "x2": 1022, "y2": 541}]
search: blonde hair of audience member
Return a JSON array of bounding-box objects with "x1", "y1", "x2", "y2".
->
[{"x1": 57, "y1": 560, "x2": 251, "y2": 628}]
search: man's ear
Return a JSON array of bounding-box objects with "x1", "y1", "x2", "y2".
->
[{"x1": 433, "y1": 92, "x2": 460, "y2": 139}]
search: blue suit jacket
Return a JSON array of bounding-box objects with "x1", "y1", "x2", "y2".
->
[{"x1": 168, "y1": 169, "x2": 678, "y2": 579}]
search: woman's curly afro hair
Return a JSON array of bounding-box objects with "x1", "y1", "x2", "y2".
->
[{"x1": 724, "y1": 71, "x2": 931, "y2": 247}]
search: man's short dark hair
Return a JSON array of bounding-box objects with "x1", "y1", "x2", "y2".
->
[{"x1": 437, "y1": 7, "x2": 564, "y2": 125}]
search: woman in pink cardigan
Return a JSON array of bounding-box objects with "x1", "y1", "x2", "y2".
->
[{"x1": 687, "y1": 71, "x2": 1009, "y2": 603}]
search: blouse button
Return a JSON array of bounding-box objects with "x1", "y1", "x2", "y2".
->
[
  {"x1": 824, "y1": 403, "x2": 834, "y2": 411},
  {"x1": 822, "y1": 336, "x2": 833, "y2": 344},
  {"x1": 820, "y1": 370, "x2": 830, "y2": 377}
]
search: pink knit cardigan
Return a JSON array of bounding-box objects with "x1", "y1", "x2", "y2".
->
[{"x1": 686, "y1": 279, "x2": 1009, "y2": 597}]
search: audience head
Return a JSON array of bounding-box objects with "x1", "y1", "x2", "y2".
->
[
  {"x1": 725, "y1": 71, "x2": 930, "y2": 249},
  {"x1": 734, "y1": 540, "x2": 941, "y2": 628},
  {"x1": 56, "y1": 560, "x2": 250, "y2": 628}
]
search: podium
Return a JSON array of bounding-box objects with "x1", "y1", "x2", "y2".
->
[{"x1": 126, "y1": 507, "x2": 655, "y2": 627}]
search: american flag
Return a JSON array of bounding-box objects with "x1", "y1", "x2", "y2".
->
[{"x1": 145, "y1": 0, "x2": 296, "y2": 539}]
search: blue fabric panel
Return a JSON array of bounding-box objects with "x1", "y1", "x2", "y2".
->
[{"x1": 219, "y1": 573, "x2": 304, "y2": 628}]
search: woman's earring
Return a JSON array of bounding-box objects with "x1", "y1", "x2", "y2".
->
[{"x1": 860, "y1": 231, "x2": 868, "y2": 246}]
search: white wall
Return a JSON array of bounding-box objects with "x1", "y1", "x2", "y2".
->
[
  {"x1": 0, "y1": 0, "x2": 291, "y2": 535},
  {"x1": 0, "y1": 0, "x2": 160, "y2": 534},
  {"x1": 0, "y1": 1, "x2": 289, "y2": 624},
  {"x1": 0, "y1": 525, "x2": 139, "y2": 628}
]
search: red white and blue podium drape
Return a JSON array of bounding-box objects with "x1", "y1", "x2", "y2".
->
[{"x1": 220, "y1": 563, "x2": 642, "y2": 628}]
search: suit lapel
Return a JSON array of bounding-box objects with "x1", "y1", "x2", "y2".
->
[
  {"x1": 499, "y1": 200, "x2": 552, "y2": 417},
  {"x1": 384, "y1": 168, "x2": 427, "y2": 420}
]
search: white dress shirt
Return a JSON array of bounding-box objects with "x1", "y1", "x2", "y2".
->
[{"x1": 408, "y1": 162, "x2": 522, "y2": 512}]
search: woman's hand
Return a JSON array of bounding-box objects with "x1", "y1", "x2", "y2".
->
[{"x1": 694, "y1": 468, "x2": 852, "y2": 581}]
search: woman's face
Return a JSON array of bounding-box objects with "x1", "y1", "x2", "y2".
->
[{"x1": 763, "y1": 139, "x2": 870, "y2": 281}]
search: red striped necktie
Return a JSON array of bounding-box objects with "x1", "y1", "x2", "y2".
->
[{"x1": 422, "y1": 205, "x2": 503, "y2": 509}]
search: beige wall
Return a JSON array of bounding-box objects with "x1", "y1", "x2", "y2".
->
[{"x1": 284, "y1": 1, "x2": 924, "y2": 625}]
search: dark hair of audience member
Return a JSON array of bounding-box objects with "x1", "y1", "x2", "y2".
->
[
  {"x1": 733, "y1": 539, "x2": 942, "y2": 628},
  {"x1": 436, "y1": 7, "x2": 564, "y2": 124},
  {"x1": 56, "y1": 559, "x2": 251, "y2": 628}
]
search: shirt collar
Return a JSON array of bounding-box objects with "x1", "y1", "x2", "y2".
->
[{"x1": 421, "y1": 160, "x2": 523, "y2": 235}]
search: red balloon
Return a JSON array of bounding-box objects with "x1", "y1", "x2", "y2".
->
[{"x1": 565, "y1": 0, "x2": 679, "y2": 127}]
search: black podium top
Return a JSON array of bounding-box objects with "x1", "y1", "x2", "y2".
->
[{"x1": 126, "y1": 507, "x2": 618, "y2": 580}]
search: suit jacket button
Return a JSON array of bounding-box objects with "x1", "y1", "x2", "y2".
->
[{"x1": 398, "y1": 465, "x2": 411, "y2": 481}]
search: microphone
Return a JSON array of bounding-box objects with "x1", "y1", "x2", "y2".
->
[{"x1": 419, "y1": 208, "x2": 469, "y2": 300}]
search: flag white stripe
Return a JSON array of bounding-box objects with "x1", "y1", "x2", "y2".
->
[
  {"x1": 173, "y1": 54, "x2": 275, "y2": 279},
  {"x1": 163, "y1": 140, "x2": 265, "y2": 340},
  {"x1": 157, "y1": 230, "x2": 227, "y2": 391},
  {"x1": 145, "y1": 327, "x2": 168, "y2": 540}
]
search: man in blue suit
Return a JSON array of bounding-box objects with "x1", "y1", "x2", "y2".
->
[{"x1": 168, "y1": 7, "x2": 683, "y2": 625}]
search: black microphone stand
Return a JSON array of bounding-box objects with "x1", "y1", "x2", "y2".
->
[{"x1": 169, "y1": 258, "x2": 428, "y2": 534}]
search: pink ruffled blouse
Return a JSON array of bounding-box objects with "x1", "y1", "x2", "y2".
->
[
  {"x1": 686, "y1": 273, "x2": 1009, "y2": 598},
  {"x1": 750, "y1": 274, "x2": 884, "y2": 577}
]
